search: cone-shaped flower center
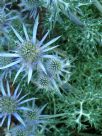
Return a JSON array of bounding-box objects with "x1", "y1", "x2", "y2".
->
[
  {"x1": 39, "y1": 76, "x2": 49, "y2": 88},
  {"x1": 49, "y1": 59, "x2": 61, "y2": 74},
  {"x1": 0, "y1": 96, "x2": 17, "y2": 114},
  {"x1": 25, "y1": 110, "x2": 38, "y2": 120},
  {"x1": 19, "y1": 42, "x2": 40, "y2": 63}
]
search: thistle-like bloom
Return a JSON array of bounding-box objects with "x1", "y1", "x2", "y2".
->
[
  {"x1": 32, "y1": 71, "x2": 62, "y2": 95},
  {"x1": 24, "y1": 101, "x2": 47, "y2": 123},
  {"x1": 0, "y1": 81, "x2": 34, "y2": 129},
  {"x1": 32, "y1": 57, "x2": 71, "y2": 94},
  {"x1": 9, "y1": 101, "x2": 47, "y2": 136},
  {"x1": 0, "y1": 16, "x2": 60, "y2": 83},
  {"x1": 46, "y1": 58, "x2": 71, "y2": 83}
]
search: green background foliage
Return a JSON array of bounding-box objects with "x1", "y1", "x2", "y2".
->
[{"x1": 0, "y1": 0, "x2": 102, "y2": 136}]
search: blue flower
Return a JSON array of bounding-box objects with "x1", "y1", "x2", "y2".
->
[
  {"x1": 9, "y1": 101, "x2": 47, "y2": 136},
  {"x1": 0, "y1": 16, "x2": 60, "y2": 83},
  {"x1": 0, "y1": 81, "x2": 35, "y2": 129},
  {"x1": 46, "y1": 58, "x2": 71, "y2": 83},
  {"x1": 32, "y1": 71, "x2": 60, "y2": 93},
  {"x1": 23, "y1": 101, "x2": 47, "y2": 124},
  {"x1": 32, "y1": 57, "x2": 71, "y2": 95}
]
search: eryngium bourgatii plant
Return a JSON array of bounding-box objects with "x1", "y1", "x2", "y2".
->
[
  {"x1": 0, "y1": 81, "x2": 34, "y2": 129},
  {"x1": 46, "y1": 58, "x2": 71, "y2": 82},
  {"x1": 0, "y1": 15, "x2": 60, "y2": 83},
  {"x1": 9, "y1": 101, "x2": 47, "y2": 136},
  {"x1": 32, "y1": 57, "x2": 71, "y2": 95},
  {"x1": 23, "y1": 101, "x2": 47, "y2": 124}
]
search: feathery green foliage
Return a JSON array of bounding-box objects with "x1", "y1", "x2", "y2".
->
[{"x1": 0, "y1": 0, "x2": 102, "y2": 136}]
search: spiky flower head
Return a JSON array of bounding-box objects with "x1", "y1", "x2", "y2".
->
[
  {"x1": 9, "y1": 102, "x2": 47, "y2": 136},
  {"x1": 47, "y1": 59, "x2": 62, "y2": 74},
  {"x1": 19, "y1": 41, "x2": 40, "y2": 63},
  {"x1": 32, "y1": 71, "x2": 62, "y2": 95},
  {"x1": 9, "y1": 120, "x2": 44, "y2": 136},
  {"x1": 0, "y1": 16, "x2": 60, "y2": 83},
  {"x1": 32, "y1": 57, "x2": 71, "y2": 94},
  {"x1": 35, "y1": 72, "x2": 50, "y2": 90},
  {"x1": 24, "y1": 101, "x2": 47, "y2": 123},
  {"x1": 0, "y1": 81, "x2": 34, "y2": 129},
  {"x1": 46, "y1": 57, "x2": 71, "y2": 83}
]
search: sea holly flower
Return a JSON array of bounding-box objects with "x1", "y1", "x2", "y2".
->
[
  {"x1": 32, "y1": 71, "x2": 51, "y2": 90},
  {"x1": 32, "y1": 71, "x2": 62, "y2": 95},
  {"x1": 23, "y1": 101, "x2": 48, "y2": 134},
  {"x1": 32, "y1": 57, "x2": 71, "y2": 94},
  {"x1": 0, "y1": 81, "x2": 35, "y2": 129},
  {"x1": 9, "y1": 101, "x2": 47, "y2": 136},
  {"x1": 46, "y1": 58, "x2": 71, "y2": 83},
  {"x1": 0, "y1": 16, "x2": 60, "y2": 83},
  {"x1": 24, "y1": 101, "x2": 47, "y2": 123}
]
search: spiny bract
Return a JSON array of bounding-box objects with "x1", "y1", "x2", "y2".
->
[
  {"x1": 34, "y1": 72, "x2": 51, "y2": 90},
  {"x1": 9, "y1": 101, "x2": 47, "y2": 136},
  {"x1": 32, "y1": 71, "x2": 61, "y2": 95},
  {"x1": 46, "y1": 58, "x2": 70, "y2": 77},
  {"x1": 32, "y1": 57, "x2": 71, "y2": 94},
  {"x1": 0, "y1": 81, "x2": 34, "y2": 129},
  {"x1": 0, "y1": 15, "x2": 60, "y2": 83},
  {"x1": 23, "y1": 101, "x2": 47, "y2": 124}
]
